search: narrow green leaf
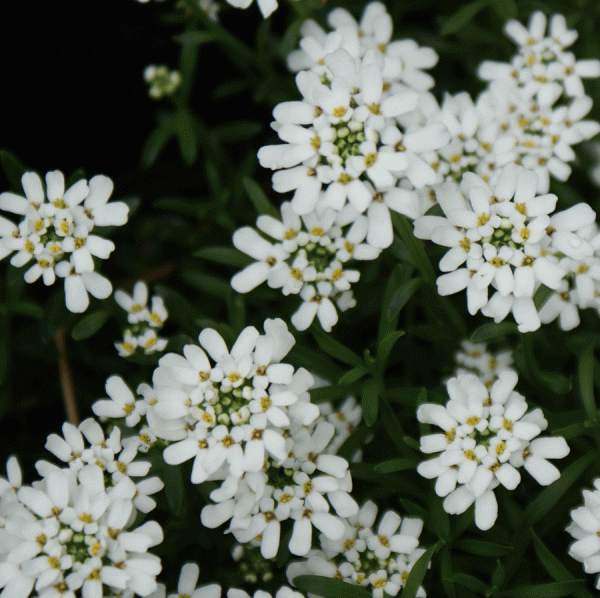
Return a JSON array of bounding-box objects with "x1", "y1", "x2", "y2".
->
[
  {"x1": 338, "y1": 366, "x2": 369, "y2": 385},
  {"x1": 292, "y1": 575, "x2": 372, "y2": 598},
  {"x1": 551, "y1": 421, "x2": 586, "y2": 439},
  {"x1": 377, "y1": 330, "x2": 405, "y2": 370},
  {"x1": 537, "y1": 371, "x2": 572, "y2": 395},
  {"x1": 577, "y1": 342, "x2": 596, "y2": 420},
  {"x1": 379, "y1": 263, "x2": 410, "y2": 345},
  {"x1": 533, "y1": 283, "x2": 553, "y2": 311},
  {"x1": 401, "y1": 541, "x2": 440, "y2": 598},
  {"x1": 440, "y1": 0, "x2": 490, "y2": 36},
  {"x1": 180, "y1": 270, "x2": 231, "y2": 297},
  {"x1": 193, "y1": 246, "x2": 253, "y2": 268},
  {"x1": 311, "y1": 327, "x2": 365, "y2": 368},
  {"x1": 440, "y1": 546, "x2": 457, "y2": 598},
  {"x1": 380, "y1": 396, "x2": 416, "y2": 457},
  {"x1": 174, "y1": 30, "x2": 217, "y2": 45},
  {"x1": 155, "y1": 285, "x2": 202, "y2": 336},
  {"x1": 141, "y1": 121, "x2": 175, "y2": 167},
  {"x1": 490, "y1": 0, "x2": 518, "y2": 20},
  {"x1": 522, "y1": 451, "x2": 598, "y2": 525},
  {"x1": 211, "y1": 121, "x2": 262, "y2": 143},
  {"x1": 471, "y1": 321, "x2": 518, "y2": 342},
  {"x1": 386, "y1": 277, "x2": 424, "y2": 320},
  {"x1": 174, "y1": 110, "x2": 198, "y2": 165},
  {"x1": 502, "y1": 580, "x2": 586, "y2": 598},
  {"x1": 362, "y1": 378, "x2": 379, "y2": 427},
  {"x1": 448, "y1": 573, "x2": 488, "y2": 593},
  {"x1": 242, "y1": 177, "x2": 279, "y2": 219},
  {"x1": 532, "y1": 531, "x2": 596, "y2": 598},
  {"x1": 0, "y1": 306, "x2": 9, "y2": 386},
  {"x1": 429, "y1": 493, "x2": 451, "y2": 542},
  {"x1": 0, "y1": 149, "x2": 28, "y2": 191},
  {"x1": 374, "y1": 458, "x2": 418, "y2": 474},
  {"x1": 453, "y1": 539, "x2": 511, "y2": 557},
  {"x1": 71, "y1": 310, "x2": 110, "y2": 341},
  {"x1": 491, "y1": 559, "x2": 505, "y2": 589},
  {"x1": 8, "y1": 301, "x2": 44, "y2": 319},
  {"x1": 162, "y1": 461, "x2": 187, "y2": 518},
  {"x1": 308, "y1": 383, "x2": 362, "y2": 404}
]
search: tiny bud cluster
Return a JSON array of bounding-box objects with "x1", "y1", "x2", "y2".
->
[{"x1": 114, "y1": 281, "x2": 169, "y2": 357}]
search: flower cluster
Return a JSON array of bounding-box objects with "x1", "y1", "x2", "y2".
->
[
  {"x1": 566, "y1": 479, "x2": 600, "y2": 590},
  {"x1": 287, "y1": 501, "x2": 426, "y2": 598},
  {"x1": 0, "y1": 418, "x2": 164, "y2": 598},
  {"x1": 416, "y1": 11, "x2": 600, "y2": 207},
  {"x1": 148, "y1": 562, "x2": 304, "y2": 598},
  {"x1": 417, "y1": 370, "x2": 569, "y2": 530},
  {"x1": 257, "y1": 2, "x2": 444, "y2": 248},
  {"x1": 114, "y1": 281, "x2": 169, "y2": 357},
  {"x1": 200, "y1": 416, "x2": 359, "y2": 558},
  {"x1": 413, "y1": 164, "x2": 600, "y2": 331},
  {"x1": 451, "y1": 339, "x2": 514, "y2": 388},
  {"x1": 143, "y1": 65, "x2": 181, "y2": 100},
  {"x1": 0, "y1": 171, "x2": 128, "y2": 312},
  {"x1": 231, "y1": 202, "x2": 380, "y2": 331}
]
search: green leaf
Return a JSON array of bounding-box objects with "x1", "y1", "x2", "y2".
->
[
  {"x1": 8, "y1": 301, "x2": 44, "y2": 320},
  {"x1": 533, "y1": 283, "x2": 554, "y2": 311},
  {"x1": 440, "y1": 0, "x2": 491, "y2": 36},
  {"x1": 492, "y1": 559, "x2": 505, "y2": 589},
  {"x1": 0, "y1": 149, "x2": 28, "y2": 191},
  {"x1": 338, "y1": 366, "x2": 369, "y2": 385},
  {"x1": 292, "y1": 576, "x2": 372, "y2": 598},
  {"x1": 161, "y1": 460, "x2": 187, "y2": 518},
  {"x1": 454, "y1": 539, "x2": 511, "y2": 557},
  {"x1": 174, "y1": 30, "x2": 217, "y2": 45},
  {"x1": 440, "y1": 546, "x2": 457, "y2": 598},
  {"x1": 502, "y1": 580, "x2": 586, "y2": 598},
  {"x1": 532, "y1": 531, "x2": 596, "y2": 598},
  {"x1": 193, "y1": 246, "x2": 253, "y2": 268},
  {"x1": 471, "y1": 321, "x2": 518, "y2": 342},
  {"x1": 71, "y1": 310, "x2": 110, "y2": 341},
  {"x1": 141, "y1": 120, "x2": 175, "y2": 167},
  {"x1": 311, "y1": 327, "x2": 365, "y2": 369},
  {"x1": 377, "y1": 329, "x2": 405, "y2": 362},
  {"x1": 522, "y1": 451, "x2": 598, "y2": 525},
  {"x1": 308, "y1": 383, "x2": 362, "y2": 404},
  {"x1": 577, "y1": 341, "x2": 596, "y2": 420},
  {"x1": 0, "y1": 306, "x2": 9, "y2": 386},
  {"x1": 362, "y1": 378, "x2": 379, "y2": 427},
  {"x1": 386, "y1": 277, "x2": 424, "y2": 320},
  {"x1": 536, "y1": 371, "x2": 572, "y2": 394},
  {"x1": 154, "y1": 285, "x2": 202, "y2": 336},
  {"x1": 374, "y1": 458, "x2": 418, "y2": 474},
  {"x1": 211, "y1": 121, "x2": 262, "y2": 143},
  {"x1": 174, "y1": 110, "x2": 198, "y2": 165},
  {"x1": 429, "y1": 493, "x2": 451, "y2": 542},
  {"x1": 242, "y1": 177, "x2": 279, "y2": 219},
  {"x1": 448, "y1": 573, "x2": 488, "y2": 593},
  {"x1": 551, "y1": 421, "x2": 586, "y2": 439},
  {"x1": 401, "y1": 541, "x2": 440, "y2": 598},
  {"x1": 490, "y1": 0, "x2": 518, "y2": 20},
  {"x1": 180, "y1": 270, "x2": 231, "y2": 297}
]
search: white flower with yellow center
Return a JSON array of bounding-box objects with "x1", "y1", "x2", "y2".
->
[{"x1": 417, "y1": 370, "x2": 569, "y2": 530}]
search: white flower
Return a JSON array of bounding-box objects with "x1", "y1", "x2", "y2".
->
[
  {"x1": 414, "y1": 165, "x2": 568, "y2": 330},
  {"x1": 566, "y1": 478, "x2": 600, "y2": 589},
  {"x1": 144, "y1": 65, "x2": 181, "y2": 99},
  {"x1": 417, "y1": 370, "x2": 569, "y2": 530},
  {"x1": 0, "y1": 170, "x2": 127, "y2": 313}
]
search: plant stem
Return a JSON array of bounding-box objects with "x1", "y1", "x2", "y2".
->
[{"x1": 55, "y1": 327, "x2": 79, "y2": 425}]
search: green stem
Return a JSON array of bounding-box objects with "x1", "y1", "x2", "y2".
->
[
  {"x1": 392, "y1": 212, "x2": 465, "y2": 334},
  {"x1": 182, "y1": 0, "x2": 268, "y2": 74}
]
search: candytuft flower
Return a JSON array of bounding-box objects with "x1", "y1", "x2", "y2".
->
[{"x1": 0, "y1": 170, "x2": 128, "y2": 313}]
